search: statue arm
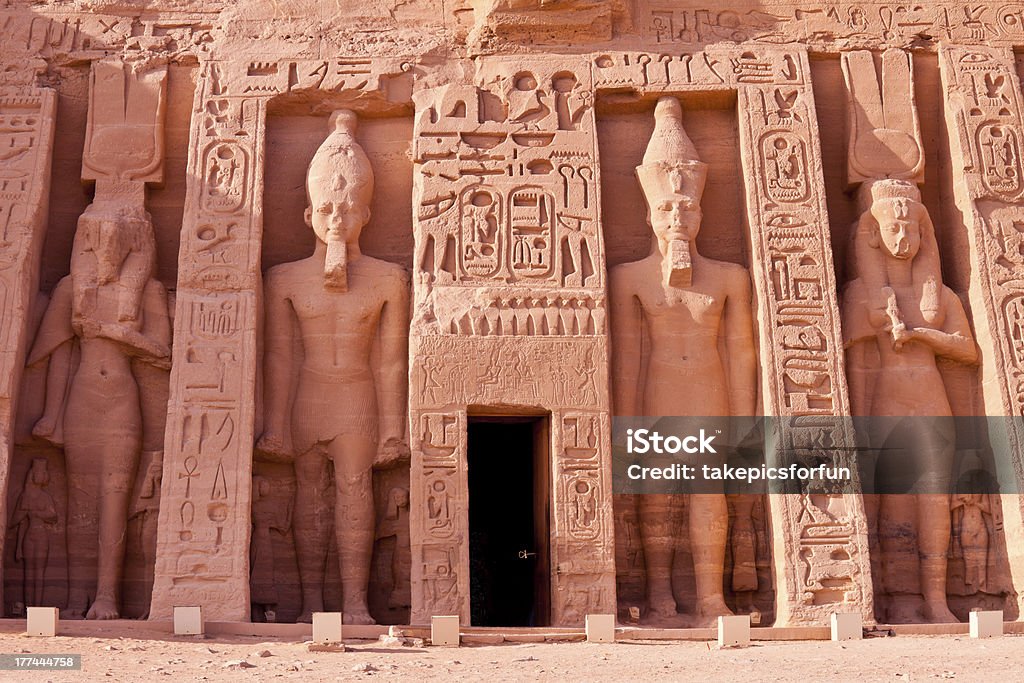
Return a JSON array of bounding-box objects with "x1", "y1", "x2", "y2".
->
[
  {"x1": 68, "y1": 226, "x2": 96, "y2": 308},
  {"x1": 27, "y1": 277, "x2": 74, "y2": 366},
  {"x1": 97, "y1": 322, "x2": 169, "y2": 364},
  {"x1": 141, "y1": 280, "x2": 172, "y2": 363},
  {"x1": 905, "y1": 289, "x2": 978, "y2": 365},
  {"x1": 41, "y1": 493, "x2": 58, "y2": 524},
  {"x1": 375, "y1": 270, "x2": 411, "y2": 463},
  {"x1": 610, "y1": 267, "x2": 642, "y2": 416},
  {"x1": 115, "y1": 248, "x2": 155, "y2": 322},
  {"x1": 256, "y1": 270, "x2": 296, "y2": 459},
  {"x1": 103, "y1": 280, "x2": 172, "y2": 366},
  {"x1": 724, "y1": 269, "x2": 757, "y2": 417}
]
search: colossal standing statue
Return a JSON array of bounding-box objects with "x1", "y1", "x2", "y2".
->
[
  {"x1": 257, "y1": 110, "x2": 410, "y2": 624},
  {"x1": 610, "y1": 97, "x2": 757, "y2": 624},
  {"x1": 842, "y1": 179, "x2": 978, "y2": 623},
  {"x1": 27, "y1": 199, "x2": 171, "y2": 619}
]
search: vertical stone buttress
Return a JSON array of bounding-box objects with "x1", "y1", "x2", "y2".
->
[{"x1": 0, "y1": 61, "x2": 56, "y2": 608}]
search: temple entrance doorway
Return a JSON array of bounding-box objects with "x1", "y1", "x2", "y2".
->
[{"x1": 467, "y1": 415, "x2": 551, "y2": 627}]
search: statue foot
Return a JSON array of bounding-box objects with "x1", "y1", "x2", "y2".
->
[
  {"x1": 86, "y1": 599, "x2": 120, "y2": 620},
  {"x1": 644, "y1": 599, "x2": 683, "y2": 626},
  {"x1": 296, "y1": 610, "x2": 314, "y2": 623},
  {"x1": 61, "y1": 608, "x2": 85, "y2": 620},
  {"x1": 697, "y1": 595, "x2": 734, "y2": 619},
  {"x1": 343, "y1": 609, "x2": 376, "y2": 625},
  {"x1": 922, "y1": 601, "x2": 959, "y2": 624}
]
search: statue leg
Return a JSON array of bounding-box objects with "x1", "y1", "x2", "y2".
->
[
  {"x1": 293, "y1": 450, "x2": 331, "y2": 622},
  {"x1": 330, "y1": 434, "x2": 376, "y2": 625},
  {"x1": 690, "y1": 493, "x2": 733, "y2": 619},
  {"x1": 919, "y1": 493, "x2": 956, "y2": 623},
  {"x1": 88, "y1": 439, "x2": 140, "y2": 620},
  {"x1": 639, "y1": 493, "x2": 681, "y2": 621},
  {"x1": 63, "y1": 449, "x2": 97, "y2": 618}
]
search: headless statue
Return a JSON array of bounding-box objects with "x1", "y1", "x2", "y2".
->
[
  {"x1": 610, "y1": 97, "x2": 756, "y2": 624},
  {"x1": 257, "y1": 110, "x2": 410, "y2": 624}
]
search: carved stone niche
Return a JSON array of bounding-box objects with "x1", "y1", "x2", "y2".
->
[
  {"x1": 252, "y1": 90, "x2": 415, "y2": 624},
  {"x1": 8, "y1": 60, "x2": 179, "y2": 620},
  {"x1": 830, "y1": 48, "x2": 1016, "y2": 623},
  {"x1": 603, "y1": 93, "x2": 773, "y2": 627},
  {"x1": 598, "y1": 45, "x2": 872, "y2": 626}
]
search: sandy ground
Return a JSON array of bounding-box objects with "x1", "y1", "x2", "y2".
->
[{"x1": 0, "y1": 631, "x2": 1021, "y2": 682}]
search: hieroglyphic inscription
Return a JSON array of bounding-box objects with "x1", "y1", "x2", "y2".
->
[
  {"x1": 551, "y1": 411, "x2": 614, "y2": 623},
  {"x1": 732, "y1": 46, "x2": 873, "y2": 625},
  {"x1": 152, "y1": 53, "x2": 409, "y2": 621},
  {"x1": 641, "y1": 2, "x2": 1024, "y2": 48},
  {"x1": 410, "y1": 410, "x2": 468, "y2": 621},
  {"x1": 940, "y1": 48, "x2": 1024, "y2": 595},
  {"x1": 941, "y1": 47, "x2": 1024, "y2": 418},
  {"x1": 412, "y1": 61, "x2": 608, "y2": 334},
  {"x1": 410, "y1": 56, "x2": 615, "y2": 625},
  {"x1": 0, "y1": 76, "x2": 55, "y2": 608},
  {"x1": 0, "y1": 9, "x2": 215, "y2": 59},
  {"x1": 149, "y1": 56, "x2": 266, "y2": 620}
]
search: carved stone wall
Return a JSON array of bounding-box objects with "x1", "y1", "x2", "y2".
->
[{"x1": 3, "y1": 0, "x2": 1024, "y2": 628}]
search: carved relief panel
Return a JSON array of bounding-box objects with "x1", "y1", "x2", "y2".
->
[
  {"x1": 940, "y1": 45, "x2": 1024, "y2": 614},
  {"x1": 409, "y1": 56, "x2": 615, "y2": 626},
  {"x1": 0, "y1": 65, "x2": 56, "y2": 611},
  {"x1": 149, "y1": 59, "x2": 266, "y2": 620},
  {"x1": 735, "y1": 48, "x2": 873, "y2": 625}
]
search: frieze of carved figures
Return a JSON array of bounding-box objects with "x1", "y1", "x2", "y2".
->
[
  {"x1": 414, "y1": 336, "x2": 602, "y2": 408},
  {"x1": 642, "y1": 1, "x2": 1024, "y2": 47},
  {"x1": 24, "y1": 60, "x2": 171, "y2": 621}
]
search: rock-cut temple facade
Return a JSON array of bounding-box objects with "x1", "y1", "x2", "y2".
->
[{"x1": 2, "y1": 0, "x2": 1024, "y2": 628}]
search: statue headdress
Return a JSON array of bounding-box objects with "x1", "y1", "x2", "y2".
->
[
  {"x1": 849, "y1": 179, "x2": 941, "y2": 324},
  {"x1": 307, "y1": 110, "x2": 374, "y2": 291}
]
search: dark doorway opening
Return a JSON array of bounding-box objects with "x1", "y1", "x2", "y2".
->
[{"x1": 467, "y1": 416, "x2": 550, "y2": 627}]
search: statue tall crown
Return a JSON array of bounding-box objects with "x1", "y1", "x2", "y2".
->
[
  {"x1": 307, "y1": 109, "x2": 374, "y2": 200},
  {"x1": 636, "y1": 97, "x2": 708, "y2": 202}
]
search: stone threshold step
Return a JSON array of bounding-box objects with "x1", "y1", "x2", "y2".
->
[{"x1": 1, "y1": 619, "x2": 1020, "y2": 642}]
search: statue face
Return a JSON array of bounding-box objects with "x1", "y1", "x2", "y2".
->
[
  {"x1": 650, "y1": 193, "x2": 702, "y2": 243},
  {"x1": 306, "y1": 182, "x2": 371, "y2": 245},
  {"x1": 872, "y1": 198, "x2": 921, "y2": 260}
]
